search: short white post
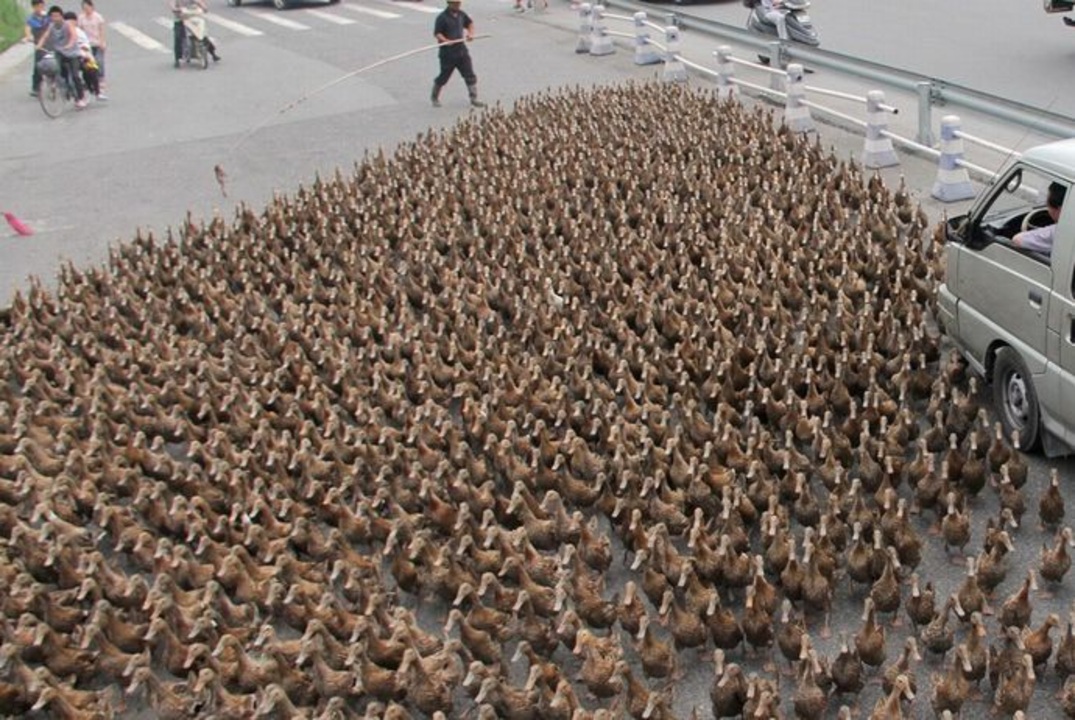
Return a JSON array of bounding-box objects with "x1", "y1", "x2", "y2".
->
[
  {"x1": 714, "y1": 46, "x2": 736, "y2": 100},
  {"x1": 783, "y1": 63, "x2": 813, "y2": 133},
  {"x1": 662, "y1": 25, "x2": 687, "y2": 82},
  {"x1": 861, "y1": 90, "x2": 899, "y2": 168},
  {"x1": 589, "y1": 4, "x2": 614, "y2": 56},
  {"x1": 633, "y1": 12, "x2": 661, "y2": 65},
  {"x1": 931, "y1": 115, "x2": 976, "y2": 202},
  {"x1": 576, "y1": 3, "x2": 593, "y2": 53}
]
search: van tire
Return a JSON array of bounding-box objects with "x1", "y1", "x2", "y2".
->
[{"x1": 993, "y1": 347, "x2": 1041, "y2": 451}]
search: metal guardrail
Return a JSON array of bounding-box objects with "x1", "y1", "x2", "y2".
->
[{"x1": 604, "y1": 0, "x2": 1075, "y2": 143}]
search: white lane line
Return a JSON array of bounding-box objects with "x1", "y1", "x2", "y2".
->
[
  {"x1": 244, "y1": 10, "x2": 311, "y2": 29},
  {"x1": 384, "y1": 1, "x2": 440, "y2": 14},
  {"x1": 339, "y1": 3, "x2": 400, "y2": 18},
  {"x1": 205, "y1": 14, "x2": 265, "y2": 36},
  {"x1": 305, "y1": 8, "x2": 356, "y2": 23},
  {"x1": 112, "y1": 21, "x2": 170, "y2": 52}
]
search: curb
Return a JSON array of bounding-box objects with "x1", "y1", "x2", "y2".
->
[{"x1": 0, "y1": 41, "x2": 32, "y2": 80}]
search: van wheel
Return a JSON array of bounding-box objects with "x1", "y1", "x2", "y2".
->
[{"x1": 993, "y1": 347, "x2": 1041, "y2": 451}]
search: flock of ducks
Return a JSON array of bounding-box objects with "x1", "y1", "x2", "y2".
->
[{"x1": 0, "y1": 81, "x2": 1072, "y2": 719}]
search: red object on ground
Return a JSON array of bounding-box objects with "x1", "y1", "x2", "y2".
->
[{"x1": 3, "y1": 212, "x2": 33, "y2": 237}]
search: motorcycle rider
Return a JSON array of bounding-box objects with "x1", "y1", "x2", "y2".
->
[
  {"x1": 759, "y1": 0, "x2": 789, "y2": 40},
  {"x1": 171, "y1": 0, "x2": 219, "y2": 67}
]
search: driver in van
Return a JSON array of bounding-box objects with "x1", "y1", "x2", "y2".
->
[{"x1": 1013, "y1": 181, "x2": 1066, "y2": 256}]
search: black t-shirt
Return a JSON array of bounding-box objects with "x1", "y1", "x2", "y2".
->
[{"x1": 435, "y1": 8, "x2": 471, "y2": 53}]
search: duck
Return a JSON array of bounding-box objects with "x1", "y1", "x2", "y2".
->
[
  {"x1": 445, "y1": 607, "x2": 502, "y2": 670},
  {"x1": 1057, "y1": 608, "x2": 1075, "y2": 682},
  {"x1": 940, "y1": 491, "x2": 970, "y2": 560},
  {"x1": 1040, "y1": 468, "x2": 1065, "y2": 531},
  {"x1": 792, "y1": 649, "x2": 828, "y2": 720},
  {"x1": 882, "y1": 636, "x2": 922, "y2": 699},
  {"x1": 125, "y1": 665, "x2": 194, "y2": 720},
  {"x1": 705, "y1": 591, "x2": 744, "y2": 653},
  {"x1": 1024, "y1": 612, "x2": 1060, "y2": 669},
  {"x1": 709, "y1": 651, "x2": 747, "y2": 720},
  {"x1": 869, "y1": 673, "x2": 914, "y2": 720},
  {"x1": 930, "y1": 646, "x2": 971, "y2": 719},
  {"x1": 855, "y1": 596, "x2": 886, "y2": 668},
  {"x1": 657, "y1": 587, "x2": 707, "y2": 651},
  {"x1": 1040, "y1": 527, "x2": 1075, "y2": 594},
  {"x1": 999, "y1": 570, "x2": 1037, "y2": 630},
  {"x1": 1063, "y1": 675, "x2": 1075, "y2": 719},
  {"x1": 634, "y1": 614, "x2": 677, "y2": 681},
  {"x1": 573, "y1": 630, "x2": 624, "y2": 699},
  {"x1": 741, "y1": 584, "x2": 775, "y2": 658},
  {"x1": 954, "y1": 556, "x2": 987, "y2": 621},
  {"x1": 977, "y1": 527, "x2": 1015, "y2": 596},
  {"x1": 904, "y1": 573, "x2": 935, "y2": 631},
  {"x1": 919, "y1": 595, "x2": 956, "y2": 658},
  {"x1": 830, "y1": 631, "x2": 864, "y2": 697},
  {"x1": 958, "y1": 611, "x2": 989, "y2": 689},
  {"x1": 993, "y1": 653, "x2": 1035, "y2": 716},
  {"x1": 869, "y1": 546, "x2": 903, "y2": 627},
  {"x1": 775, "y1": 598, "x2": 807, "y2": 674},
  {"x1": 616, "y1": 581, "x2": 646, "y2": 638}
]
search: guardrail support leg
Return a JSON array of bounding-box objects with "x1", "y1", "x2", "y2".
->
[
  {"x1": 767, "y1": 41, "x2": 783, "y2": 91},
  {"x1": 662, "y1": 26, "x2": 687, "y2": 82},
  {"x1": 633, "y1": 12, "x2": 660, "y2": 65},
  {"x1": 861, "y1": 90, "x2": 899, "y2": 168},
  {"x1": 589, "y1": 5, "x2": 614, "y2": 56},
  {"x1": 714, "y1": 46, "x2": 736, "y2": 100},
  {"x1": 931, "y1": 115, "x2": 975, "y2": 202},
  {"x1": 576, "y1": 3, "x2": 593, "y2": 54},
  {"x1": 915, "y1": 81, "x2": 934, "y2": 147},
  {"x1": 784, "y1": 63, "x2": 813, "y2": 133}
]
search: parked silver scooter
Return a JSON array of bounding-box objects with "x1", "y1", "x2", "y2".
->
[{"x1": 745, "y1": 0, "x2": 820, "y2": 60}]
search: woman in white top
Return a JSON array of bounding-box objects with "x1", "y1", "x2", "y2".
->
[{"x1": 78, "y1": 0, "x2": 106, "y2": 97}]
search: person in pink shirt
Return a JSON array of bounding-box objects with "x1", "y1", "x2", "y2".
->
[{"x1": 78, "y1": 0, "x2": 106, "y2": 99}]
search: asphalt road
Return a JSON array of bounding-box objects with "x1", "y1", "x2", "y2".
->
[{"x1": 4, "y1": 3, "x2": 1075, "y2": 718}]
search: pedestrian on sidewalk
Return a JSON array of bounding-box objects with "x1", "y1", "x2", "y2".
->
[
  {"x1": 431, "y1": 0, "x2": 485, "y2": 108},
  {"x1": 23, "y1": 0, "x2": 50, "y2": 97}
]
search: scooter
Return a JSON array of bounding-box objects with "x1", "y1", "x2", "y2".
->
[
  {"x1": 746, "y1": 0, "x2": 820, "y2": 64},
  {"x1": 174, "y1": 6, "x2": 210, "y2": 69},
  {"x1": 1043, "y1": 0, "x2": 1075, "y2": 26}
]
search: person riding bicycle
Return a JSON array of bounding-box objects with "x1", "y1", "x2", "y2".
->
[
  {"x1": 171, "y1": 0, "x2": 220, "y2": 67},
  {"x1": 36, "y1": 5, "x2": 87, "y2": 109}
]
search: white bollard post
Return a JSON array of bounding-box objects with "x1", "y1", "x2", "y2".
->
[
  {"x1": 713, "y1": 46, "x2": 737, "y2": 100},
  {"x1": 662, "y1": 25, "x2": 687, "y2": 82},
  {"x1": 633, "y1": 12, "x2": 661, "y2": 65},
  {"x1": 589, "y1": 4, "x2": 614, "y2": 56},
  {"x1": 576, "y1": 3, "x2": 593, "y2": 54},
  {"x1": 861, "y1": 90, "x2": 899, "y2": 168},
  {"x1": 931, "y1": 115, "x2": 976, "y2": 202},
  {"x1": 783, "y1": 63, "x2": 813, "y2": 133}
]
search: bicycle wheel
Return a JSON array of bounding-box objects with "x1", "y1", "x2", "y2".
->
[
  {"x1": 39, "y1": 77, "x2": 65, "y2": 118},
  {"x1": 199, "y1": 41, "x2": 209, "y2": 69}
]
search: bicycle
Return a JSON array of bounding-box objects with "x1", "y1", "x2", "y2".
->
[{"x1": 37, "y1": 52, "x2": 81, "y2": 118}]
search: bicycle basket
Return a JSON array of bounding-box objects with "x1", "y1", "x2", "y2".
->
[{"x1": 37, "y1": 53, "x2": 60, "y2": 77}]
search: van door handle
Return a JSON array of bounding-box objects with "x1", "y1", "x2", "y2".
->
[{"x1": 1028, "y1": 289, "x2": 1043, "y2": 307}]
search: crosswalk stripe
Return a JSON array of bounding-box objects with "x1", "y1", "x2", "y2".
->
[
  {"x1": 304, "y1": 8, "x2": 356, "y2": 23},
  {"x1": 339, "y1": 3, "x2": 400, "y2": 18},
  {"x1": 244, "y1": 10, "x2": 311, "y2": 29},
  {"x1": 205, "y1": 14, "x2": 265, "y2": 36},
  {"x1": 383, "y1": 1, "x2": 440, "y2": 14},
  {"x1": 112, "y1": 20, "x2": 169, "y2": 52}
]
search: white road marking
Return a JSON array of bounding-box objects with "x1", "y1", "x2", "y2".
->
[
  {"x1": 111, "y1": 21, "x2": 170, "y2": 52},
  {"x1": 384, "y1": 1, "x2": 440, "y2": 14},
  {"x1": 305, "y1": 8, "x2": 356, "y2": 23},
  {"x1": 205, "y1": 14, "x2": 265, "y2": 36},
  {"x1": 245, "y1": 10, "x2": 311, "y2": 29},
  {"x1": 339, "y1": 3, "x2": 401, "y2": 18}
]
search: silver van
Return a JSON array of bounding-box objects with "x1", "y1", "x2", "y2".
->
[{"x1": 938, "y1": 138, "x2": 1075, "y2": 456}]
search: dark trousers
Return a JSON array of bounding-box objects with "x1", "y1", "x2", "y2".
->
[
  {"x1": 173, "y1": 20, "x2": 217, "y2": 61},
  {"x1": 81, "y1": 59, "x2": 100, "y2": 96},
  {"x1": 434, "y1": 50, "x2": 476, "y2": 88},
  {"x1": 59, "y1": 55, "x2": 86, "y2": 101},
  {"x1": 32, "y1": 48, "x2": 46, "y2": 92}
]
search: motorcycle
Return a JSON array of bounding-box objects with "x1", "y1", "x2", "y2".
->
[
  {"x1": 745, "y1": 0, "x2": 819, "y2": 65},
  {"x1": 174, "y1": 6, "x2": 211, "y2": 69},
  {"x1": 1044, "y1": 0, "x2": 1075, "y2": 26}
]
